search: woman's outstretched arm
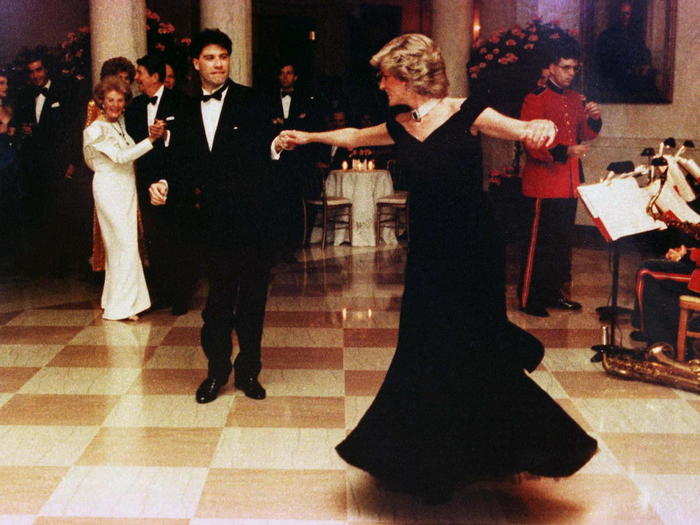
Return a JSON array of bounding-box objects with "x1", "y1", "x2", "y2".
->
[
  {"x1": 276, "y1": 123, "x2": 394, "y2": 151},
  {"x1": 473, "y1": 107, "x2": 557, "y2": 149}
]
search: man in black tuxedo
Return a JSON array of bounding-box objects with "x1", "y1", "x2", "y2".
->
[
  {"x1": 125, "y1": 54, "x2": 196, "y2": 315},
  {"x1": 15, "y1": 51, "x2": 82, "y2": 275},
  {"x1": 149, "y1": 29, "x2": 283, "y2": 404},
  {"x1": 269, "y1": 63, "x2": 322, "y2": 260}
]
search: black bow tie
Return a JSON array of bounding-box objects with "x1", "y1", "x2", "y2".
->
[
  {"x1": 201, "y1": 86, "x2": 226, "y2": 102},
  {"x1": 35, "y1": 86, "x2": 50, "y2": 97},
  {"x1": 280, "y1": 89, "x2": 293, "y2": 96},
  {"x1": 148, "y1": 95, "x2": 158, "y2": 105}
]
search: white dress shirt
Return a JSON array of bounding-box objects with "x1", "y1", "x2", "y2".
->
[
  {"x1": 35, "y1": 79, "x2": 51, "y2": 123},
  {"x1": 201, "y1": 83, "x2": 228, "y2": 151},
  {"x1": 146, "y1": 84, "x2": 165, "y2": 127},
  {"x1": 281, "y1": 92, "x2": 292, "y2": 120}
]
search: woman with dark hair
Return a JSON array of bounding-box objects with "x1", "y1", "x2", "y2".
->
[
  {"x1": 279, "y1": 34, "x2": 597, "y2": 503},
  {"x1": 83, "y1": 76, "x2": 164, "y2": 320}
]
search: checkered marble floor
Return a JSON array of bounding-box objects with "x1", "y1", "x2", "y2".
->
[{"x1": 0, "y1": 244, "x2": 698, "y2": 524}]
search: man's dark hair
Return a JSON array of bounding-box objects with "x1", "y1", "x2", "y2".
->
[
  {"x1": 24, "y1": 48, "x2": 47, "y2": 66},
  {"x1": 548, "y1": 39, "x2": 581, "y2": 65},
  {"x1": 190, "y1": 29, "x2": 232, "y2": 59},
  {"x1": 136, "y1": 54, "x2": 166, "y2": 82},
  {"x1": 278, "y1": 63, "x2": 297, "y2": 74}
]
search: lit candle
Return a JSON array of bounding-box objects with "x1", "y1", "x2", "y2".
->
[
  {"x1": 368, "y1": 160, "x2": 375, "y2": 170},
  {"x1": 341, "y1": 160, "x2": 348, "y2": 170}
]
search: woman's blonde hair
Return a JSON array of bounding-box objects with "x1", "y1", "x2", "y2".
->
[
  {"x1": 93, "y1": 75, "x2": 132, "y2": 108},
  {"x1": 370, "y1": 33, "x2": 449, "y2": 98}
]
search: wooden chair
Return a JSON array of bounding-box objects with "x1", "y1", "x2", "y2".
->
[
  {"x1": 375, "y1": 191, "x2": 409, "y2": 244},
  {"x1": 676, "y1": 294, "x2": 700, "y2": 361},
  {"x1": 303, "y1": 172, "x2": 352, "y2": 248}
]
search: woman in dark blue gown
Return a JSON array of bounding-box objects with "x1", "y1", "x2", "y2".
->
[{"x1": 277, "y1": 34, "x2": 597, "y2": 502}]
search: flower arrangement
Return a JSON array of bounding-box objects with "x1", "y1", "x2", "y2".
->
[
  {"x1": 467, "y1": 17, "x2": 579, "y2": 117},
  {"x1": 4, "y1": 8, "x2": 190, "y2": 84}
]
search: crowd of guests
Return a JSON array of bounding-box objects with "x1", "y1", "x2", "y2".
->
[{"x1": 0, "y1": 45, "x2": 392, "y2": 293}]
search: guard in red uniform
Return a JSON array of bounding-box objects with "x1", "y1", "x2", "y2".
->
[{"x1": 519, "y1": 43, "x2": 602, "y2": 317}]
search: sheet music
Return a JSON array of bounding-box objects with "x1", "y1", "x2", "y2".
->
[
  {"x1": 578, "y1": 178, "x2": 666, "y2": 241},
  {"x1": 664, "y1": 155, "x2": 695, "y2": 202},
  {"x1": 655, "y1": 177, "x2": 700, "y2": 223}
]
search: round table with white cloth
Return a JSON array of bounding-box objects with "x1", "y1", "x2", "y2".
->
[{"x1": 317, "y1": 169, "x2": 398, "y2": 247}]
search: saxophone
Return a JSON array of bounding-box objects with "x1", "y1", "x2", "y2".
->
[{"x1": 602, "y1": 344, "x2": 700, "y2": 394}]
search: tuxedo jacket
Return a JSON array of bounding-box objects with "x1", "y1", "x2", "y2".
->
[
  {"x1": 268, "y1": 89, "x2": 320, "y2": 132},
  {"x1": 166, "y1": 80, "x2": 280, "y2": 250},
  {"x1": 15, "y1": 76, "x2": 82, "y2": 178},
  {"x1": 125, "y1": 88, "x2": 182, "y2": 198}
]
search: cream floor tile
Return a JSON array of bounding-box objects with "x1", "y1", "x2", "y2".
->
[
  {"x1": 261, "y1": 327, "x2": 343, "y2": 347},
  {"x1": 630, "y1": 474, "x2": 700, "y2": 525},
  {"x1": 0, "y1": 394, "x2": 12, "y2": 409},
  {"x1": 39, "y1": 466, "x2": 208, "y2": 518},
  {"x1": 18, "y1": 367, "x2": 141, "y2": 395},
  {"x1": 673, "y1": 388, "x2": 700, "y2": 400},
  {"x1": 145, "y1": 346, "x2": 208, "y2": 369},
  {"x1": 103, "y1": 394, "x2": 234, "y2": 428},
  {"x1": 541, "y1": 347, "x2": 605, "y2": 372},
  {"x1": 0, "y1": 516, "x2": 34, "y2": 525},
  {"x1": 0, "y1": 426, "x2": 99, "y2": 466},
  {"x1": 340, "y1": 282, "x2": 403, "y2": 298},
  {"x1": 343, "y1": 347, "x2": 395, "y2": 371},
  {"x1": 0, "y1": 345, "x2": 63, "y2": 367},
  {"x1": 211, "y1": 427, "x2": 346, "y2": 470},
  {"x1": 7, "y1": 310, "x2": 100, "y2": 326},
  {"x1": 34, "y1": 518, "x2": 189, "y2": 524},
  {"x1": 573, "y1": 398, "x2": 700, "y2": 433},
  {"x1": 260, "y1": 369, "x2": 344, "y2": 397},
  {"x1": 526, "y1": 370, "x2": 568, "y2": 399},
  {"x1": 601, "y1": 433, "x2": 700, "y2": 475},
  {"x1": 344, "y1": 396, "x2": 374, "y2": 430},
  {"x1": 68, "y1": 325, "x2": 170, "y2": 347}
]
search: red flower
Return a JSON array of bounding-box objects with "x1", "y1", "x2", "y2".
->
[
  {"x1": 489, "y1": 35, "x2": 501, "y2": 44},
  {"x1": 479, "y1": 47, "x2": 488, "y2": 55},
  {"x1": 479, "y1": 62, "x2": 487, "y2": 69},
  {"x1": 524, "y1": 43, "x2": 535, "y2": 50},
  {"x1": 493, "y1": 48, "x2": 500, "y2": 54},
  {"x1": 485, "y1": 54, "x2": 494, "y2": 60},
  {"x1": 180, "y1": 37, "x2": 191, "y2": 45},
  {"x1": 528, "y1": 34, "x2": 539, "y2": 42},
  {"x1": 506, "y1": 39, "x2": 517, "y2": 46},
  {"x1": 498, "y1": 57, "x2": 508, "y2": 64}
]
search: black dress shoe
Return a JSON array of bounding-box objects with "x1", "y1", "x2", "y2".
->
[
  {"x1": 196, "y1": 376, "x2": 226, "y2": 404},
  {"x1": 548, "y1": 294, "x2": 582, "y2": 311},
  {"x1": 520, "y1": 303, "x2": 550, "y2": 317},
  {"x1": 234, "y1": 376, "x2": 266, "y2": 400}
]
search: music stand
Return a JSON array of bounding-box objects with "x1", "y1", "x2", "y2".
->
[
  {"x1": 590, "y1": 157, "x2": 669, "y2": 361},
  {"x1": 594, "y1": 161, "x2": 636, "y2": 323}
]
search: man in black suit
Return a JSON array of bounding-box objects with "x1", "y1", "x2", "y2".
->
[
  {"x1": 15, "y1": 51, "x2": 82, "y2": 275},
  {"x1": 269, "y1": 63, "x2": 322, "y2": 260},
  {"x1": 149, "y1": 29, "x2": 283, "y2": 404},
  {"x1": 125, "y1": 54, "x2": 196, "y2": 315}
]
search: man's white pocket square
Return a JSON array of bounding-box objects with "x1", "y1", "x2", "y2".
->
[{"x1": 51, "y1": 102, "x2": 60, "y2": 108}]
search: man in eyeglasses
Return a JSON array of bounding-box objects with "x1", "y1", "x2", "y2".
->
[{"x1": 518, "y1": 40, "x2": 602, "y2": 317}]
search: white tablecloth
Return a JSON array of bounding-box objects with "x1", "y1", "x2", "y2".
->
[{"x1": 313, "y1": 169, "x2": 397, "y2": 247}]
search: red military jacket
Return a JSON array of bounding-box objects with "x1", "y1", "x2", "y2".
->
[{"x1": 520, "y1": 81, "x2": 602, "y2": 199}]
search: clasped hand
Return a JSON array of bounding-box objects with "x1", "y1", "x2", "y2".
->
[
  {"x1": 274, "y1": 130, "x2": 309, "y2": 152},
  {"x1": 148, "y1": 119, "x2": 166, "y2": 142},
  {"x1": 522, "y1": 119, "x2": 557, "y2": 149}
]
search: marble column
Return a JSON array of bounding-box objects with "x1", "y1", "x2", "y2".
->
[
  {"x1": 432, "y1": 0, "x2": 472, "y2": 96},
  {"x1": 200, "y1": 0, "x2": 253, "y2": 87},
  {"x1": 89, "y1": 0, "x2": 147, "y2": 85}
]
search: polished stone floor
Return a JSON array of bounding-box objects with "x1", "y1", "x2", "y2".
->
[{"x1": 0, "y1": 243, "x2": 698, "y2": 523}]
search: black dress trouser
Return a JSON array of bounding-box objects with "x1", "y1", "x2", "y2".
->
[{"x1": 200, "y1": 245, "x2": 273, "y2": 381}]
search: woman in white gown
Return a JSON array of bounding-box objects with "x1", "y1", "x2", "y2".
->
[{"x1": 83, "y1": 76, "x2": 164, "y2": 320}]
